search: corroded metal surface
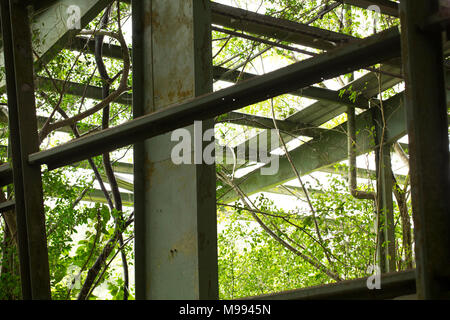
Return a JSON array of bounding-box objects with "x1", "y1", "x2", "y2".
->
[
  {"x1": 400, "y1": 0, "x2": 450, "y2": 299},
  {"x1": 132, "y1": 0, "x2": 217, "y2": 300}
]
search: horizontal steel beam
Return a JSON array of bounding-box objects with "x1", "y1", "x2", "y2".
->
[
  {"x1": 64, "y1": 37, "x2": 372, "y2": 110},
  {"x1": 64, "y1": 35, "x2": 128, "y2": 60},
  {"x1": 35, "y1": 76, "x2": 327, "y2": 138},
  {"x1": 67, "y1": 1, "x2": 352, "y2": 58},
  {"x1": 37, "y1": 64, "x2": 371, "y2": 111},
  {"x1": 319, "y1": 165, "x2": 408, "y2": 185},
  {"x1": 288, "y1": 60, "x2": 404, "y2": 126},
  {"x1": 120, "y1": 0, "x2": 398, "y2": 20},
  {"x1": 339, "y1": 0, "x2": 399, "y2": 17},
  {"x1": 77, "y1": 159, "x2": 410, "y2": 199},
  {"x1": 212, "y1": 26, "x2": 318, "y2": 56},
  {"x1": 215, "y1": 60, "x2": 405, "y2": 179},
  {"x1": 213, "y1": 66, "x2": 371, "y2": 109},
  {"x1": 0, "y1": 199, "x2": 15, "y2": 213},
  {"x1": 218, "y1": 112, "x2": 327, "y2": 138},
  {"x1": 244, "y1": 270, "x2": 416, "y2": 300},
  {"x1": 0, "y1": 189, "x2": 134, "y2": 208},
  {"x1": 0, "y1": 0, "x2": 112, "y2": 91},
  {"x1": 0, "y1": 28, "x2": 401, "y2": 186},
  {"x1": 64, "y1": 37, "x2": 124, "y2": 60},
  {"x1": 0, "y1": 163, "x2": 12, "y2": 185},
  {"x1": 36, "y1": 77, "x2": 133, "y2": 106},
  {"x1": 219, "y1": 92, "x2": 407, "y2": 203},
  {"x1": 265, "y1": 185, "x2": 324, "y2": 197},
  {"x1": 210, "y1": 2, "x2": 357, "y2": 50},
  {"x1": 75, "y1": 160, "x2": 133, "y2": 174},
  {"x1": 1, "y1": 107, "x2": 94, "y2": 136},
  {"x1": 87, "y1": 189, "x2": 133, "y2": 207}
]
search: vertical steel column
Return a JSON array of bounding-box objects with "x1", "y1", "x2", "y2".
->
[
  {"x1": 375, "y1": 141, "x2": 396, "y2": 273},
  {"x1": 372, "y1": 101, "x2": 396, "y2": 273},
  {"x1": 0, "y1": 0, "x2": 30, "y2": 299},
  {"x1": 0, "y1": 0, "x2": 51, "y2": 299},
  {"x1": 132, "y1": 0, "x2": 218, "y2": 299},
  {"x1": 400, "y1": 0, "x2": 450, "y2": 299},
  {"x1": 131, "y1": 0, "x2": 146, "y2": 300}
]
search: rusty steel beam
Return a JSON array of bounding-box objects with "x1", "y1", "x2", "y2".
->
[
  {"x1": 213, "y1": 66, "x2": 371, "y2": 109},
  {"x1": 132, "y1": 0, "x2": 218, "y2": 300},
  {"x1": 210, "y1": 2, "x2": 357, "y2": 50},
  {"x1": 0, "y1": 27, "x2": 401, "y2": 188},
  {"x1": 0, "y1": 0, "x2": 51, "y2": 299},
  {"x1": 0, "y1": 0, "x2": 112, "y2": 91},
  {"x1": 37, "y1": 64, "x2": 371, "y2": 110},
  {"x1": 218, "y1": 92, "x2": 406, "y2": 203},
  {"x1": 116, "y1": 1, "x2": 356, "y2": 50},
  {"x1": 400, "y1": 0, "x2": 450, "y2": 299},
  {"x1": 245, "y1": 270, "x2": 416, "y2": 300},
  {"x1": 0, "y1": 162, "x2": 13, "y2": 186},
  {"x1": 217, "y1": 112, "x2": 327, "y2": 138},
  {"x1": 35, "y1": 74, "x2": 326, "y2": 138},
  {"x1": 0, "y1": 199, "x2": 15, "y2": 213},
  {"x1": 374, "y1": 108, "x2": 396, "y2": 273},
  {"x1": 63, "y1": 35, "x2": 404, "y2": 129},
  {"x1": 36, "y1": 76, "x2": 133, "y2": 105},
  {"x1": 21, "y1": 28, "x2": 401, "y2": 173},
  {"x1": 0, "y1": 1, "x2": 32, "y2": 299},
  {"x1": 338, "y1": 0, "x2": 399, "y2": 17}
]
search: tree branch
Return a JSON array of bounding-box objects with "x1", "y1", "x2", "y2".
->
[
  {"x1": 270, "y1": 99, "x2": 336, "y2": 272},
  {"x1": 94, "y1": 5, "x2": 129, "y2": 300},
  {"x1": 39, "y1": 29, "x2": 130, "y2": 141},
  {"x1": 217, "y1": 170, "x2": 342, "y2": 282}
]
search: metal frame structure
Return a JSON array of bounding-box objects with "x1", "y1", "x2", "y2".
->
[{"x1": 0, "y1": 0, "x2": 448, "y2": 300}]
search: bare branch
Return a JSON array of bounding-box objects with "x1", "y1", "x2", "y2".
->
[
  {"x1": 39, "y1": 29, "x2": 130, "y2": 140},
  {"x1": 270, "y1": 99, "x2": 336, "y2": 271},
  {"x1": 217, "y1": 170, "x2": 342, "y2": 282}
]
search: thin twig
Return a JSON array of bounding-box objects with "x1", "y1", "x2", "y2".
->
[
  {"x1": 94, "y1": 5, "x2": 129, "y2": 300},
  {"x1": 270, "y1": 99, "x2": 335, "y2": 270},
  {"x1": 217, "y1": 170, "x2": 341, "y2": 282},
  {"x1": 39, "y1": 29, "x2": 130, "y2": 140}
]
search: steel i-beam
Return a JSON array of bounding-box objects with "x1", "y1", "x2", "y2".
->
[
  {"x1": 373, "y1": 105, "x2": 396, "y2": 273},
  {"x1": 132, "y1": 0, "x2": 218, "y2": 299},
  {"x1": 400, "y1": 0, "x2": 450, "y2": 299},
  {"x1": 0, "y1": 0, "x2": 51, "y2": 299}
]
